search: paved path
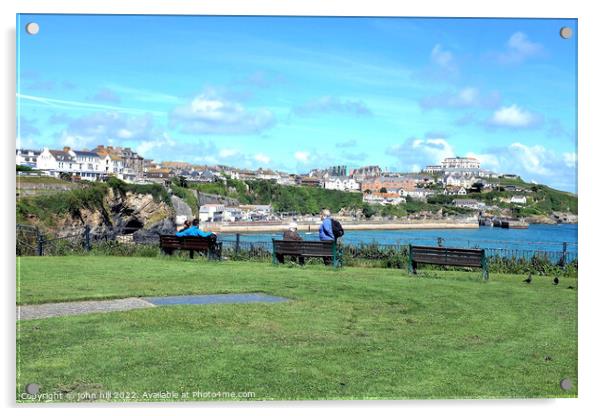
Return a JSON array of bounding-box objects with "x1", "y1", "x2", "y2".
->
[
  {"x1": 17, "y1": 298, "x2": 155, "y2": 321},
  {"x1": 17, "y1": 293, "x2": 290, "y2": 321}
]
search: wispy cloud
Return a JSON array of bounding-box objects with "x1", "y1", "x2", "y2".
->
[
  {"x1": 487, "y1": 104, "x2": 542, "y2": 128},
  {"x1": 107, "y1": 84, "x2": 180, "y2": 104},
  {"x1": 470, "y1": 143, "x2": 576, "y2": 191},
  {"x1": 335, "y1": 139, "x2": 358, "y2": 148},
  {"x1": 492, "y1": 32, "x2": 544, "y2": 64},
  {"x1": 420, "y1": 87, "x2": 501, "y2": 110},
  {"x1": 292, "y1": 96, "x2": 373, "y2": 117},
  {"x1": 431, "y1": 44, "x2": 455, "y2": 70},
  {"x1": 388, "y1": 136, "x2": 455, "y2": 172},
  {"x1": 90, "y1": 87, "x2": 121, "y2": 104},
  {"x1": 17, "y1": 93, "x2": 166, "y2": 116},
  {"x1": 54, "y1": 111, "x2": 160, "y2": 149},
  {"x1": 170, "y1": 91, "x2": 275, "y2": 135}
]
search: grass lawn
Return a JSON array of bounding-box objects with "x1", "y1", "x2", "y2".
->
[{"x1": 16, "y1": 256, "x2": 577, "y2": 401}]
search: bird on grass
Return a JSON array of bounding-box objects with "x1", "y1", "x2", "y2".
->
[
  {"x1": 523, "y1": 273, "x2": 532, "y2": 284},
  {"x1": 553, "y1": 276, "x2": 559, "y2": 286}
]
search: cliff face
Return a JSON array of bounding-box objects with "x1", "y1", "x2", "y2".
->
[{"x1": 42, "y1": 187, "x2": 176, "y2": 241}]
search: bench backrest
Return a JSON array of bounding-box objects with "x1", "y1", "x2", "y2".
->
[
  {"x1": 160, "y1": 235, "x2": 215, "y2": 250},
  {"x1": 159, "y1": 235, "x2": 182, "y2": 249},
  {"x1": 410, "y1": 245, "x2": 484, "y2": 268},
  {"x1": 273, "y1": 239, "x2": 335, "y2": 257}
]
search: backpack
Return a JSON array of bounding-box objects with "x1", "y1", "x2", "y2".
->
[{"x1": 331, "y1": 219, "x2": 344, "y2": 239}]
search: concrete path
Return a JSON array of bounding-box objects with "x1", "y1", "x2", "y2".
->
[
  {"x1": 17, "y1": 297, "x2": 155, "y2": 321},
  {"x1": 17, "y1": 293, "x2": 290, "y2": 321}
]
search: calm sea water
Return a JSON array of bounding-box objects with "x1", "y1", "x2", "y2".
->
[{"x1": 221, "y1": 223, "x2": 578, "y2": 253}]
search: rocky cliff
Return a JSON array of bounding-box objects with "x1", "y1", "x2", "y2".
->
[{"x1": 25, "y1": 187, "x2": 176, "y2": 242}]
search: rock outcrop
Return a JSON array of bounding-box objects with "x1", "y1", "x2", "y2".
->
[{"x1": 43, "y1": 187, "x2": 175, "y2": 241}]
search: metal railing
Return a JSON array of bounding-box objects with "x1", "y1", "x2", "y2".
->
[{"x1": 16, "y1": 224, "x2": 577, "y2": 267}]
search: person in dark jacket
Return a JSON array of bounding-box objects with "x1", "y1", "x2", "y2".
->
[
  {"x1": 283, "y1": 222, "x2": 303, "y2": 241},
  {"x1": 278, "y1": 222, "x2": 305, "y2": 265}
]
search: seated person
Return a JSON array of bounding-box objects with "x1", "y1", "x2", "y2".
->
[
  {"x1": 277, "y1": 222, "x2": 305, "y2": 265},
  {"x1": 283, "y1": 222, "x2": 302, "y2": 241},
  {"x1": 176, "y1": 219, "x2": 215, "y2": 238}
]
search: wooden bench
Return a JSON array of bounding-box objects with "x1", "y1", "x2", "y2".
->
[
  {"x1": 272, "y1": 239, "x2": 342, "y2": 268},
  {"x1": 408, "y1": 244, "x2": 489, "y2": 280},
  {"x1": 159, "y1": 235, "x2": 222, "y2": 260}
]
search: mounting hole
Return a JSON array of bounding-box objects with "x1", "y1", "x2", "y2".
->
[
  {"x1": 560, "y1": 378, "x2": 573, "y2": 390},
  {"x1": 25, "y1": 22, "x2": 40, "y2": 35},
  {"x1": 559, "y1": 27, "x2": 572, "y2": 39},
  {"x1": 25, "y1": 383, "x2": 40, "y2": 395}
]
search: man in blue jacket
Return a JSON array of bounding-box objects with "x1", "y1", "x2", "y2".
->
[
  {"x1": 176, "y1": 219, "x2": 215, "y2": 238},
  {"x1": 319, "y1": 209, "x2": 335, "y2": 241},
  {"x1": 319, "y1": 209, "x2": 334, "y2": 265}
]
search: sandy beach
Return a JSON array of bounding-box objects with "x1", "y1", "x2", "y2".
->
[{"x1": 204, "y1": 220, "x2": 479, "y2": 234}]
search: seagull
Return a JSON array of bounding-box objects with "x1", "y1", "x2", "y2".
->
[
  {"x1": 523, "y1": 273, "x2": 532, "y2": 284},
  {"x1": 553, "y1": 276, "x2": 559, "y2": 286}
]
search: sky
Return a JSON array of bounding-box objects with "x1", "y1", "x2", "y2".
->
[{"x1": 16, "y1": 14, "x2": 577, "y2": 192}]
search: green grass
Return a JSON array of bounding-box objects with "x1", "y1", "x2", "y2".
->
[{"x1": 16, "y1": 256, "x2": 577, "y2": 402}]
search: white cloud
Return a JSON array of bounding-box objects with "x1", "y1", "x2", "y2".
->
[
  {"x1": 136, "y1": 133, "x2": 177, "y2": 156},
  {"x1": 116, "y1": 128, "x2": 133, "y2": 139},
  {"x1": 170, "y1": 92, "x2": 275, "y2": 135},
  {"x1": 431, "y1": 44, "x2": 454, "y2": 69},
  {"x1": 388, "y1": 136, "x2": 455, "y2": 171},
  {"x1": 219, "y1": 148, "x2": 240, "y2": 158},
  {"x1": 294, "y1": 151, "x2": 310, "y2": 163},
  {"x1": 292, "y1": 96, "x2": 372, "y2": 117},
  {"x1": 488, "y1": 105, "x2": 540, "y2": 128},
  {"x1": 495, "y1": 32, "x2": 544, "y2": 64},
  {"x1": 472, "y1": 143, "x2": 577, "y2": 192},
  {"x1": 254, "y1": 153, "x2": 271, "y2": 164},
  {"x1": 563, "y1": 152, "x2": 577, "y2": 168},
  {"x1": 421, "y1": 87, "x2": 500, "y2": 110}
]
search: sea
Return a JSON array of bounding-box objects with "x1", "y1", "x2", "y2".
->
[{"x1": 221, "y1": 223, "x2": 578, "y2": 255}]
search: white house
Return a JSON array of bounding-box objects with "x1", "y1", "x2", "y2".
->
[
  {"x1": 445, "y1": 173, "x2": 476, "y2": 189},
  {"x1": 16, "y1": 149, "x2": 40, "y2": 168},
  {"x1": 453, "y1": 199, "x2": 485, "y2": 210},
  {"x1": 324, "y1": 176, "x2": 360, "y2": 192},
  {"x1": 36, "y1": 148, "x2": 75, "y2": 176},
  {"x1": 199, "y1": 204, "x2": 225, "y2": 222},
  {"x1": 444, "y1": 186, "x2": 468, "y2": 196},
  {"x1": 510, "y1": 195, "x2": 527, "y2": 204},
  {"x1": 223, "y1": 207, "x2": 244, "y2": 222},
  {"x1": 277, "y1": 174, "x2": 296, "y2": 186},
  {"x1": 406, "y1": 188, "x2": 434, "y2": 201},
  {"x1": 72, "y1": 150, "x2": 103, "y2": 181}
]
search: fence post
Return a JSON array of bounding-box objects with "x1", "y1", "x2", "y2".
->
[
  {"x1": 235, "y1": 233, "x2": 240, "y2": 255},
  {"x1": 561, "y1": 242, "x2": 568, "y2": 268},
  {"x1": 83, "y1": 225, "x2": 91, "y2": 251},
  {"x1": 37, "y1": 234, "x2": 45, "y2": 256}
]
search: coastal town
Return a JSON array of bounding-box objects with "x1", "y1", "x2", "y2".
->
[{"x1": 16, "y1": 145, "x2": 576, "y2": 230}]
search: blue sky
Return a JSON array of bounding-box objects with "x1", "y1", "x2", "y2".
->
[{"x1": 17, "y1": 15, "x2": 577, "y2": 192}]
